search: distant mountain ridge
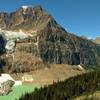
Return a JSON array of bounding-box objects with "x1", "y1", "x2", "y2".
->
[
  {"x1": 0, "y1": 5, "x2": 100, "y2": 73},
  {"x1": 94, "y1": 37, "x2": 100, "y2": 44}
]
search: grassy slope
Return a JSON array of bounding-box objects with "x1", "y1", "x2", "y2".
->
[{"x1": 11, "y1": 64, "x2": 85, "y2": 86}]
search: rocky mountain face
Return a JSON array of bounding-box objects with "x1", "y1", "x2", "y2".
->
[{"x1": 0, "y1": 5, "x2": 100, "y2": 73}]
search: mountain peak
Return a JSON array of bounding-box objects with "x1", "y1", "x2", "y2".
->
[
  {"x1": 0, "y1": 5, "x2": 100, "y2": 73},
  {"x1": 0, "y1": 5, "x2": 46, "y2": 31},
  {"x1": 19, "y1": 5, "x2": 43, "y2": 13}
]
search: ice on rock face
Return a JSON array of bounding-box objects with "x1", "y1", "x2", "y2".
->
[{"x1": 5, "y1": 40, "x2": 15, "y2": 51}]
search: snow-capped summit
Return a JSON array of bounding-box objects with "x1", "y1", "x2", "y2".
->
[
  {"x1": 21, "y1": 5, "x2": 29, "y2": 10},
  {"x1": 21, "y1": 5, "x2": 33, "y2": 9}
]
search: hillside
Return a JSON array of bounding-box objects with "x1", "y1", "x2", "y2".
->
[{"x1": 0, "y1": 5, "x2": 100, "y2": 73}]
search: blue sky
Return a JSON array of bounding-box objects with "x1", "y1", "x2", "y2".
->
[{"x1": 0, "y1": 0, "x2": 100, "y2": 39}]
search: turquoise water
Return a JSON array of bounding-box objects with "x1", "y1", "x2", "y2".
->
[{"x1": 0, "y1": 84, "x2": 39, "y2": 100}]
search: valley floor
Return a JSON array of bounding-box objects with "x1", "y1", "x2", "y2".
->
[{"x1": 0, "y1": 64, "x2": 85, "y2": 100}]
